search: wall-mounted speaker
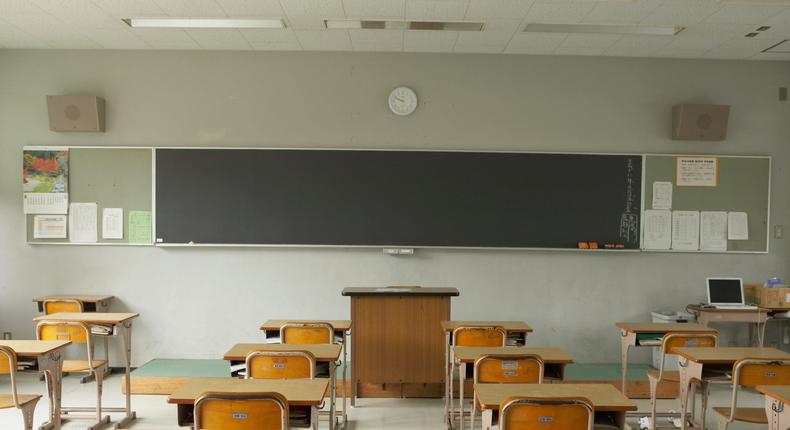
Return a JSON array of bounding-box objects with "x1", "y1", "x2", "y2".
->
[
  {"x1": 672, "y1": 104, "x2": 730, "y2": 141},
  {"x1": 46, "y1": 95, "x2": 105, "y2": 132}
]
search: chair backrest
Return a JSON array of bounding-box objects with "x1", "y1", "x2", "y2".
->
[
  {"x1": 36, "y1": 321, "x2": 98, "y2": 371},
  {"x1": 721, "y1": 359, "x2": 790, "y2": 424},
  {"x1": 280, "y1": 322, "x2": 334, "y2": 345},
  {"x1": 245, "y1": 350, "x2": 316, "y2": 380},
  {"x1": 0, "y1": 345, "x2": 21, "y2": 408},
  {"x1": 453, "y1": 326, "x2": 507, "y2": 347},
  {"x1": 194, "y1": 391, "x2": 288, "y2": 430},
  {"x1": 474, "y1": 354, "x2": 544, "y2": 384},
  {"x1": 657, "y1": 332, "x2": 718, "y2": 380},
  {"x1": 42, "y1": 299, "x2": 83, "y2": 315},
  {"x1": 499, "y1": 396, "x2": 594, "y2": 430}
]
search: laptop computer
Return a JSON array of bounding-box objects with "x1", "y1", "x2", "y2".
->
[{"x1": 706, "y1": 277, "x2": 757, "y2": 309}]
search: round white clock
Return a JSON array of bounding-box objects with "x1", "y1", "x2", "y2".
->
[{"x1": 388, "y1": 86, "x2": 418, "y2": 116}]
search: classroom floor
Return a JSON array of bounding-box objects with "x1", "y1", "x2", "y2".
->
[{"x1": 0, "y1": 372, "x2": 767, "y2": 430}]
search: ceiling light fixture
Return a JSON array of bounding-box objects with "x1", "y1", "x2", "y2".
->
[
  {"x1": 122, "y1": 18, "x2": 287, "y2": 29},
  {"x1": 324, "y1": 19, "x2": 484, "y2": 31},
  {"x1": 523, "y1": 23, "x2": 684, "y2": 36},
  {"x1": 763, "y1": 39, "x2": 790, "y2": 53}
]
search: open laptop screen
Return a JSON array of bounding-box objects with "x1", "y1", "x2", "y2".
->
[{"x1": 707, "y1": 278, "x2": 744, "y2": 305}]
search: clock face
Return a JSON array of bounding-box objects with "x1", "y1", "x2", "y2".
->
[{"x1": 388, "y1": 86, "x2": 418, "y2": 116}]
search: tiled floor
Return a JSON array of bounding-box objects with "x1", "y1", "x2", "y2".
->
[{"x1": 0, "y1": 372, "x2": 768, "y2": 429}]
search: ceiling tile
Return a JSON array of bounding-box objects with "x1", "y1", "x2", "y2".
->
[
  {"x1": 583, "y1": 0, "x2": 662, "y2": 24},
  {"x1": 285, "y1": 15, "x2": 327, "y2": 29},
  {"x1": 464, "y1": 0, "x2": 534, "y2": 19},
  {"x1": 295, "y1": 29, "x2": 351, "y2": 50},
  {"x1": 239, "y1": 28, "x2": 298, "y2": 42},
  {"x1": 148, "y1": 39, "x2": 202, "y2": 49},
  {"x1": 0, "y1": 0, "x2": 44, "y2": 14},
  {"x1": 704, "y1": 5, "x2": 786, "y2": 25},
  {"x1": 505, "y1": 32, "x2": 566, "y2": 53},
  {"x1": 553, "y1": 46, "x2": 605, "y2": 56},
  {"x1": 455, "y1": 18, "x2": 520, "y2": 47},
  {"x1": 524, "y1": 2, "x2": 595, "y2": 23},
  {"x1": 91, "y1": 0, "x2": 165, "y2": 17},
  {"x1": 403, "y1": 29, "x2": 458, "y2": 51},
  {"x1": 152, "y1": 0, "x2": 227, "y2": 17},
  {"x1": 454, "y1": 44, "x2": 503, "y2": 53},
  {"x1": 349, "y1": 29, "x2": 403, "y2": 51},
  {"x1": 85, "y1": 29, "x2": 150, "y2": 48},
  {"x1": 249, "y1": 39, "x2": 302, "y2": 49},
  {"x1": 0, "y1": 19, "x2": 50, "y2": 47},
  {"x1": 186, "y1": 28, "x2": 251, "y2": 49},
  {"x1": 280, "y1": 0, "x2": 345, "y2": 17},
  {"x1": 640, "y1": 1, "x2": 722, "y2": 26},
  {"x1": 213, "y1": 0, "x2": 284, "y2": 16},
  {"x1": 129, "y1": 27, "x2": 197, "y2": 42},
  {"x1": 561, "y1": 33, "x2": 621, "y2": 48},
  {"x1": 405, "y1": 0, "x2": 471, "y2": 20},
  {"x1": 343, "y1": 0, "x2": 406, "y2": 18}
]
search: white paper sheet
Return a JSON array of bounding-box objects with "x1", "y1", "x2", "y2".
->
[
  {"x1": 102, "y1": 208, "x2": 124, "y2": 239},
  {"x1": 23, "y1": 192, "x2": 68, "y2": 214},
  {"x1": 68, "y1": 203, "x2": 98, "y2": 243},
  {"x1": 676, "y1": 157, "x2": 718, "y2": 187},
  {"x1": 643, "y1": 210, "x2": 672, "y2": 250},
  {"x1": 672, "y1": 210, "x2": 700, "y2": 250},
  {"x1": 700, "y1": 211, "x2": 728, "y2": 251},
  {"x1": 33, "y1": 215, "x2": 67, "y2": 239},
  {"x1": 728, "y1": 212, "x2": 749, "y2": 240},
  {"x1": 652, "y1": 182, "x2": 673, "y2": 210}
]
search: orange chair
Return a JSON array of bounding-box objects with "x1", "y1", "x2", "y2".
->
[
  {"x1": 473, "y1": 354, "x2": 544, "y2": 430},
  {"x1": 713, "y1": 359, "x2": 790, "y2": 430},
  {"x1": 36, "y1": 321, "x2": 109, "y2": 428},
  {"x1": 42, "y1": 299, "x2": 83, "y2": 314},
  {"x1": 647, "y1": 332, "x2": 718, "y2": 430},
  {"x1": 499, "y1": 396, "x2": 594, "y2": 430},
  {"x1": 451, "y1": 326, "x2": 506, "y2": 428},
  {"x1": 280, "y1": 322, "x2": 335, "y2": 345},
  {"x1": 194, "y1": 391, "x2": 288, "y2": 430},
  {"x1": 0, "y1": 346, "x2": 41, "y2": 430},
  {"x1": 245, "y1": 351, "x2": 318, "y2": 429}
]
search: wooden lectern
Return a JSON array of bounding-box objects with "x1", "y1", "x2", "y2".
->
[{"x1": 342, "y1": 286, "x2": 459, "y2": 403}]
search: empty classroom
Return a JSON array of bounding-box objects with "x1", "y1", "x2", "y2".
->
[{"x1": 1, "y1": 1, "x2": 790, "y2": 429}]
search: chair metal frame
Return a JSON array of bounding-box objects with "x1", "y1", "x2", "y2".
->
[
  {"x1": 499, "y1": 396, "x2": 594, "y2": 430},
  {"x1": 0, "y1": 345, "x2": 40, "y2": 430},
  {"x1": 36, "y1": 320, "x2": 110, "y2": 429},
  {"x1": 472, "y1": 354, "x2": 544, "y2": 430},
  {"x1": 194, "y1": 391, "x2": 289, "y2": 430},
  {"x1": 716, "y1": 358, "x2": 790, "y2": 430},
  {"x1": 648, "y1": 332, "x2": 719, "y2": 430}
]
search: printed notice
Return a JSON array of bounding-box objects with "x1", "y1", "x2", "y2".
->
[
  {"x1": 672, "y1": 210, "x2": 700, "y2": 250},
  {"x1": 700, "y1": 211, "x2": 728, "y2": 252},
  {"x1": 23, "y1": 193, "x2": 68, "y2": 214},
  {"x1": 128, "y1": 211, "x2": 152, "y2": 244},
  {"x1": 643, "y1": 210, "x2": 671, "y2": 250},
  {"x1": 33, "y1": 215, "x2": 67, "y2": 239},
  {"x1": 68, "y1": 203, "x2": 98, "y2": 243},
  {"x1": 102, "y1": 208, "x2": 124, "y2": 239},
  {"x1": 676, "y1": 156, "x2": 718, "y2": 187},
  {"x1": 652, "y1": 181, "x2": 673, "y2": 210},
  {"x1": 728, "y1": 212, "x2": 749, "y2": 240}
]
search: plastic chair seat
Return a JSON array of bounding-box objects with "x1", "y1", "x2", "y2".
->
[
  {"x1": 62, "y1": 359, "x2": 108, "y2": 373},
  {"x1": 712, "y1": 407, "x2": 767, "y2": 424},
  {"x1": 0, "y1": 394, "x2": 41, "y2": 409}
]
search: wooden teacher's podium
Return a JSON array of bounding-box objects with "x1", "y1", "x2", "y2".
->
[{"x1": 342, "y1": 286, "x2": 459, "y2": 402}]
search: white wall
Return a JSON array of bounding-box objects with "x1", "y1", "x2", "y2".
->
[{"x1": 1, "y1": 50, "x2": 789, "y2": 365}]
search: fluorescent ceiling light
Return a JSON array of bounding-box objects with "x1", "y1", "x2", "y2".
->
[
  {"x1": 123, "y1": 18, "x2": 286, "y2": 29},
  {"x1": 523, "y1": 23, "x2": 684, "y2": 36},
  {"x1": 763, "y1": 40, "x2": 790, "y2": 53},
  {"x1": 324, "y1": 19, "x2": 484, "y2": 31}
]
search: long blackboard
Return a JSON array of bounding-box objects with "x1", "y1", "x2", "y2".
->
[{"x1": 155, "y1": 149, "x2": 642, "y2": 249}]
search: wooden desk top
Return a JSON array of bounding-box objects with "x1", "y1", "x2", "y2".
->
[
  {"x1": 33, "y1": 295, "x2": 113, "y2": 303},
  {"x1": 687, "y1": 305, "x2": 770, "y2": 314},
  {"x1": 0, "y1": 340, "x2": 71, "y2": 356},
  {"x1": 675, "y1": 347, "x2": 790, "y2": 364},
  {"x1": 260, "y1": 320, "x2": 352, "y2": 332},
  {"x1": 453, "y1": 347, "x2": 573, "y2": 364},
  {"x1": 34, "y1": 312, "x2": 139, "y2": 324},
  {"x1": 168, "y1": 378, "x2": 329, "y2": 406},
  {"x1": 616, "y1": 322, "x2": 716, "y2": 334},
  {"x1": 441, "y1": 321, "x2": 533, "y2": 333},
  {"x1": 475, "y1": 383, "x2": 637, "y2": 411},
  {"x1": 342, "y1": 287, "x2": 459, "y2": 296},
  {"x1": 757, "y1": 385, "x2": 790, "y2": 404},
  {"x1": 223, "y1": 344, "x2": 342, "y2": 362}
]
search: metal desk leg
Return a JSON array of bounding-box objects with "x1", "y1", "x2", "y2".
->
[
  {"x1": 445, "y1": 331, "x2": 451, "y2": 429},
  {"x1": 38, "y1": 351, "x2": 64, "y2": 430},
  {"x1": 459, "y1": 361, "x2": 466, "y2": 430},
  {"x1": 331, "y1": 361, "x2": 338, "y2": 430},
  {"x1": 620, "y1": 330, "x2": 636, "y2": 397},
  {"x1": 342, "y1": 331, "x2": 348, "y2": 427},
  {"x1": 114, "y1": 322, "x2": 137, "y2": 429}
]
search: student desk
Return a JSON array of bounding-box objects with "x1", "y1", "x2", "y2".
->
[
  {"x1": 686, "y1": 305, "x2": 770, "y2": 347},
  {"x1": 0, "y1": 340, "x2": 71, "y2": 430},
  {"x1": 167, "y1": 378, "x2": 329, "y2": 427},
  {"x1": 675, "y1": 347, "x2": 790, "y2": 430},
  {"x1": 122, "y1": 359, "x2": 231, "y2": 395},
  {"x1": 33, "y1": 312, "x2": 139, "y2": 429},
  {"x1": 452, "y1": 347, "x2": 572, "y2": 430},
  {"x1": 475, "y1": 383, "x2": 637, "y2": 430},
  {"x1": 757, "y1": 385, "x2": 790, "y2": 430},
  {"x1": 33, "y1": 295, "x2": 113, "y2": 312},
  {"x1": 224, "y1": 343, "x2": 342, "y2": 429},
  {"x1": 616, "y1": 322, "x2": 716, "y2": 398},
  {"x1": 260, "y1": 319, "x2": 351, "y2": 428}
]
